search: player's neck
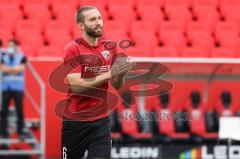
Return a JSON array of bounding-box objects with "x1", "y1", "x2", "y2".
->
[{"x1": 82, "y1": 33, "x2": 98, "y2": 46}]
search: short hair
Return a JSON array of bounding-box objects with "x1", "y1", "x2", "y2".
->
[
  {"x1": 0, "y1": 39, "x2": 2, "y2": 47},
  {"x1": 8, "y1": 38, "x2": 19, "y2": 45},
  {"x1": 76, "y1": 6, "x2": 97, "y2": 23}
]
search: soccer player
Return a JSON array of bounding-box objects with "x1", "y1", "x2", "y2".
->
[{"x1": 62, "y1": 6, "x2": 135, "y2": 159}]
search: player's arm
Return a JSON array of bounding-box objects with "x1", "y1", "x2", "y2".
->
[{"x1": 67, "y1": 72, "x2": 111, "y2": 94}]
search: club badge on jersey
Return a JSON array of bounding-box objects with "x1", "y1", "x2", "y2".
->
[{"x1": 101, "y1": 50, "x2": 110, "y2": 61}]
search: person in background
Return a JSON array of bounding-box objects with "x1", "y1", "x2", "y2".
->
[{"x1": 0, "y1": 39, "x2": 27, "y2": 140}]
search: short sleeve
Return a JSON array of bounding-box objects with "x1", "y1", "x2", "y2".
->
[{"x1": 63, "y1": 42, "x2": 82, "y2": 74}]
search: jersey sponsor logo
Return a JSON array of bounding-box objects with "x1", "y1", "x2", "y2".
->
[
  {"x1": 84, "y1": 65, "x2": 111, "y2": 74},
  {"x1": 101, "y1": 50, "x2": 110, "y2": 60}
]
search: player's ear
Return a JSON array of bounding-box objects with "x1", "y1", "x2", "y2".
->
[{"x1": 77, "y1": 22, "x2": 85, "y2": 30}]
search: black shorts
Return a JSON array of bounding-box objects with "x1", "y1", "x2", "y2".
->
[{"x1": 61, "y1": 117, "x2": 112, "y2": 159}]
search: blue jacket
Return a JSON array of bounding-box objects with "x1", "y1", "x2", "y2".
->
[{"x1": 1, "y1": 53, "x2": 26, "y2": 91}]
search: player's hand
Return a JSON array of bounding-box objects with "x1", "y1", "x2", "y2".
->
[{"x1": 110, "y1": 57, "x2": 134, "y2": 78}]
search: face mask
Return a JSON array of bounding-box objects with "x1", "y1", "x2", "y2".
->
[{"x1": 7, "y1": 47, "x2": 15, "y2": 54}]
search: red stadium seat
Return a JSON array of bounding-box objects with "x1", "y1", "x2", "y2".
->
[
  {"x1": 159, "y1": 21, "x2": 185, "y2": 38},
  {"x1": 220, "y1": 6, "x2": 240, "y2": 25},
  {"x1": 153, "y1": 47, "x2": 180, "y2": 57},
  {"x1": 0, "y1": 30, "x2": 13, "y2": 47},
  {"x1": 0, "y1": 19, "x2": 15, "y2": 34},
  {"x1": 193, "y1": 6, "x2": 219, "y2": 28},
  {"x1": 120, "y1": 105, "x2": 152, "y2": 138},
  {"x1": 108, "y1": 5, "x2": 136, "y2": 26},
  {"x1": 137, "y1": 6, "x2": 163, "y2": 23},
  {"x1": 182, "y1": 47, "x2": 210, "y2": 57},
  {"x1": 187, "y1": 32, "x2": 214, "y2": 51},
  {"x1": 104, "y1": 30, "x2": 129, "y2": 43},
  {"x1": 52, "y1": 4, "x2": 76, "y2": 22},
  {"x1": 0, "y1": 4, "x2": 22, "y2": 22},
  {"x1": 45, "y1": 29, "x2": 72, "y2": 49},
  {"x1": 137, "y1": 0, "x2": 163, "y2": 8},
  {"x1": 165, "y1": 0, "x2": 191, "y2": 9},
  {"x1": 215, "y1": 22, "x2": 239, "y2": 51},
  {"x1": 131, "y1": 31, "x2": 158, "y2": 49},
  {"x1": 45, "y1": 20, "x2": 73, "y2": 35},
  {"x1": 187, "y1": 21, "x2": 213, "y2": 36},
  {"x1": 21, "y1": 45, "x2": 38, "y2": 57},
  {"x1": 17, "y1": 31, "x2": 43, "y2": 50},
  {"x1": 24, "y1": 4, "x2": 51, "y2": 24},
  {"x1": 0, "y1": 0, "x2": 23, "y2": 8},
  {"x1": 108, "y1": 0, "x2": 136, "y2": 8},
  {"x1": 126, "y1": 47, "x2": 154, "y2": 57},
  {"x1": 51, "y1": 0, "x2": 78, "y2": 9},
  {"x1": 15, "y1": 20, "x2": 42, "y2": 37},
  {"x1": 160, "y1": 32, "x2": 186, "y2": 51},
  {"x1": 80, "y1": 0, "x2": 107, "y2": 9},
  {"x1": 165, "y1": 6, "x2": 191, "y2": 25},
  {"x1": 72, "y1": 26, "x2": 83, "y2": 38},
  {"x1": 131, "y1": 21, "x2": 158, "y2": 35},
  {"x1": 215, "y1": 22, "x2": 239, "y2": 40},
  {"x1": 220, "y1": 0, "x2": 240, "y2": 8},
  {"x1": 37, "y1": 46, "x2": 62, "y2": 57},
  {"x1": 23, "y1": 0, "x2": 50, "y2": 6},
  {"x1": 105, "y1": 20, "x2": 128, "y2": 34},
  {"x1": 158, "y1": 109, "x2": 190, "y2": 139},
  {"x1": 193, "y1": 0, "x2": 219, "y2": 10},
  {"x1": 211, "y1": 47, "x2": 237, "y2": 58}
]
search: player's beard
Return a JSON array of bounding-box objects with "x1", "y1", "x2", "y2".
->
[{"x1": 84, "y1": 23, "x2": 102, "y2": 38}]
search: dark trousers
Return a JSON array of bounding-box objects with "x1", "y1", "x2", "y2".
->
[{"x1": 1, "y1": 90, "x2": 24, "y2": 136}]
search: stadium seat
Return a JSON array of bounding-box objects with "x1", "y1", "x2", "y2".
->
[
  {"x1": 21, "y1": 45, "x2": 38, "y2": 57},
  {"x1": 187, "y1": 32, "x2": 214, "y2": 51},
  {"x1": 72, "y1": 26, "x2": 82, "y2": 38},
  {"x1": 105, "y1": 20, "x2": 128, "y2": 34},
  {"x1": 120, "y1": 106, "x2": 152, "y2": 138},
  {"x1": 104, "y1": 30, "x2": 129, "y2": 43},
  {"x1": 126, "y1": 47, "x2": 154, "y2": 57},
  {"x1": 131, "y1": 31, "x2": 158, "y2": 49},
  {"x1": 0, "y1": 4, "x2": 22, "y2": 22},
  {"x1": 165, "y1": 6, "x2": 191, "y2": 25},
  {"x1": 187, "y1": 21, "x2": 213, "y2": 36},
  {"x1": 137, "y1": 6, "x2": 163, "y2": 23},
  {"x1": 17, "y1": 31, "x2": 43, "y2": 50},
  {"x1": 23, "y1": 0, "x2": 50, "y2": 6},
  {"x1": 108, "y1": 5, "x2": 136, "y2": 26},
  {"x1": 215, "y1": 22, "x2": 240, "y2": 51},
  {"x1": 220, "y1": 0, "x2": 240, "y2": 9},
  {"x1": 153, "y1": 47, "x2": 180, "y2": 57},
  {"x1": 165, "y1": 0, "x2": 191, "y2": 9},
  {"x1": 0, "y1": 30, "x2": 13, "y2": 47},
  {"x1": 108, "y1": 0, "x2": 136, "y2": 9},
  {"x1": 24, "y1": 4, "x2": 51, "y2": 23},
  {"x1": 137, "y1": 0, "x2": 163, "y2": 8},
  {"x1": 45, "y1": 29, "x2": 72, "y2": 49},
  {"x1": 193, "y1": 6, "x2": 219, "y2": 28},
  {"x1": 182, "y1": 47, "x2": 210, "y2": 57},
  {"x1": 220, "y1": 6, "x2": 240, "y2": 25},
  {"x1": 45, "y1": 20, "x2": 73, "y2": 35},
  {"x1": 131, "y1": 20, "x2": 158, "y2": 35},
  {"x1": 0, "y1": 19, "x2": 15, "y2": 34},
  {"x1": 80, "y1": 0, "x2": 107, "y2": 9},
  {"x1": 215, "y1": 22, "x2": 239, "y2": 39},
  {"x1": 37, "y1": 46, "x2": 62, "y2": 57},
  {"x1": 193, "y1": 0, "x2": 219, "y2": 10},
  {"x1": 159, "y1": 21, "x2": 185, "y2": 38},
  {"x1": 52, "y1": 4, "x2": 76, "y2": 22},
  {"x1": 15, "y1": 20, "x2": 42, "y2": 37},
  {"x1": 160, "y1": 33, "x2": 186, "y2": 51},
  {"x1": 211, "y1": 47, "x2": 237, "y2": 58},
  {"x1": 51, "y1": 0, "x2": 78, "y2": 9},
  {"x1": 0, "y1": 0, "x2": 23, "y2": 8}
]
